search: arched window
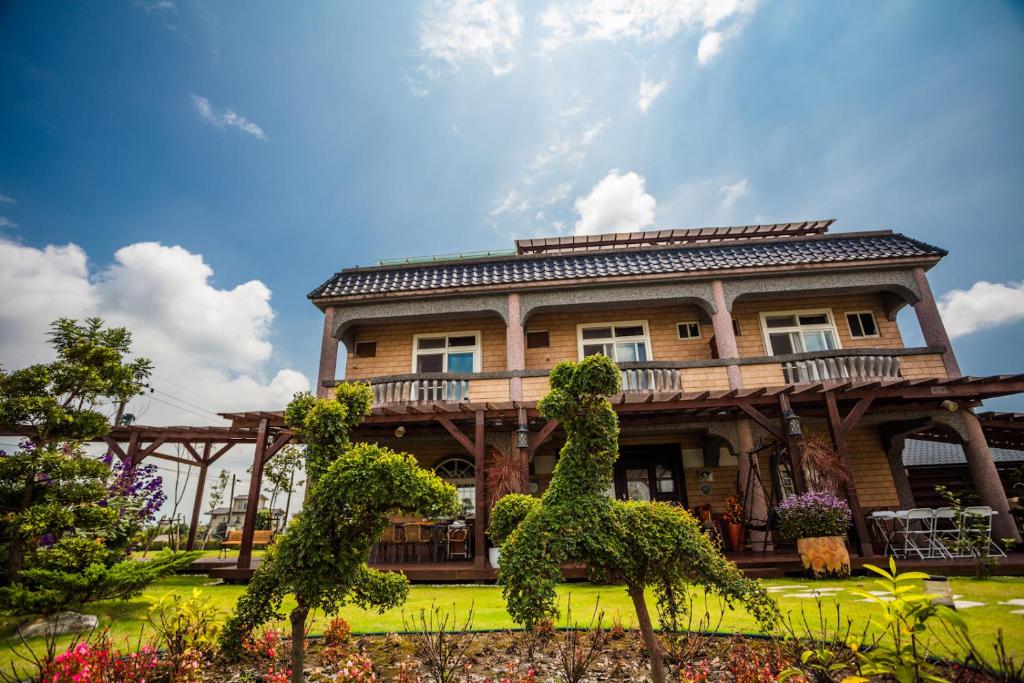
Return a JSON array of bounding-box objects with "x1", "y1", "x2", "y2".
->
[{"x1": 434, "y1": 457, "x2": 476, "y2": 518}]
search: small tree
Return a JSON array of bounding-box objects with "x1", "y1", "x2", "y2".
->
[
  {"x1": 263, "y1": 444, "x2": 304, "y2": 525},
  {"x1": 496, "y1": 356, "x2": 779, "y2": 683},
  {"x1": 0, "y1": 318, "x2": 196, "y2": 615},
  {"x1": 200, "y1": 469, "x2": 230, "y2": 550},
  {"x1": 220, "y1": 384, "x2": 460, "y2": 683}
]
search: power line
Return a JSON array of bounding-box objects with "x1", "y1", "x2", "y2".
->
[
  {"x1": 149, "y1": 387, "x2": 224, "y2": 421},
  {"x1": 149, "y1": 373, "x2": 235, "y2": 412},
  {"x1": 138, "y1": 394, "x2": 225, "y2": 423}
]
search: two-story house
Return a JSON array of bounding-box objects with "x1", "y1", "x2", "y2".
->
[
  {"x1": 205, "y1": 494, "x2": 285, "y2": 534},
  {"x1": 309, "y1": 220, "x2": 1023, "y2": 573}
]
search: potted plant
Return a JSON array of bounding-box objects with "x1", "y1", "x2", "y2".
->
[
  {"x1": 484, "y1": 447, "x2": 527, "y2": 568},
  {"x1": 722, "y1": 495, "x2": 745, "y2": 552},
  {"x1": 486, "y1": 493, "x2": 537, "y2": 568},
  {"x1": 775, "y1": 492, "x2": 853, "y2": 578}
]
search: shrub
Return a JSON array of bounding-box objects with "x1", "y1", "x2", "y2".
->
[
  {"x1": 487, "y1": 494, "x2": 538, "y2": 547},
  {"x1": 775, "y1": 492, "x2": 851, "y2": 540},
  {"x1": 147, "y1": 587, "x2": 223, "y2": 679}
]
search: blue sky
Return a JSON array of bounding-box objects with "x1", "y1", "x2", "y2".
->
[{"x1": 2, "y1": 0, "x2": 1024, "y2": 432}]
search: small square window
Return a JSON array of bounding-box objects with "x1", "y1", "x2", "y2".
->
[
  {"x1": 353, "y1": 341, "x2": 376, "y2": 358},
  {"x1": 677, "y1": 322, "x2": 701, "y2": 339},
  {"x1": 847, "y1": 312, "x2": 879, "y2": 338},
  {"x1": 526, "y1": 330, "x2": 549, "y2": 349}
]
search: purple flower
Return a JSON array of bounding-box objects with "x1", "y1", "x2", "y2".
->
[{"x1": 40, "y1": 533, "x2": 55, "y2": 547}]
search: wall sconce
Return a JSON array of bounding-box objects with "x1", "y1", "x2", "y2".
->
[
  {"x1": 516, "y1": 423, "x2": 530, "y2": 449},
  {"x1": 394, "y1": 425, "x2": 406, "y2": 438},
  {"x1": 782, "y1": 409, "x2": 802, "y2": 437},
  {"x1": 941, "y1": 399, "x2": 959, "y2": 413}
]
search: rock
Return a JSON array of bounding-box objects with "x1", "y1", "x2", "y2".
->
[{"x1": 17, "y1": 611, "x2": 98, "y2": 638}]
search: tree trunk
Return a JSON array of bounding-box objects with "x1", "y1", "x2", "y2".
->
[
  {"x1": 6, "y1": 476, "x2": 34, "y2": 583},
  {"x1": 289, "y1": 599, "x2": 309, "y2": 683},
  {"x1": 628, "y1": 584, "x2": 666, "y2": 683}
]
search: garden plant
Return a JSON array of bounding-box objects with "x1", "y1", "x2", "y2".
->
[
  {"x1": 490, "y1": 355, "x2": 779, "y2": 683},
  {"x1": 219, "y1": 384, "x2": 460, "y2": 683}
]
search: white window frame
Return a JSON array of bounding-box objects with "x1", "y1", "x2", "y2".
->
[
  {"x1": 758, "y1": 309, "x2": 843, "y2": 356},
  {"x1": 676, "y1": 321, "x2": 702, "y2": 340},
  {"x1": 576, "y1": 320, "x2": 654, "y2": 362},
  {"x1": 411, "y1": 331, "x2": 482, "y2": 373},
  {"x1": 845, "y1": 311, "x2": 880, "y2": 339}
]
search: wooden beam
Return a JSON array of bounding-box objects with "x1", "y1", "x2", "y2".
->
[
  {"x1": 737, "y1": 403, "x2": 784, "y2": 440},
  {"x1": 180, "y1": 442, "x2": 202, "y2": 462},
  {"x1": 145, "y1": 452, "x2": 202, "y2": 468},
  {"x1": 840, "y1": 396, "x2": 874, "y2": 437},
  {"x1": 186, "y1": 443, "x2": 212, "y2": 551},
  {"x1": 126, "y1": 431, "x2": 141, "y2": 466},
  {"x1": 436, "y1": 417, "x2": 477, "y2": 456},
  {"x1": 473, "y1": 411, "x2": 486, "y2": 569},
  {"x1": 101, "y1": 436, "x2": 127, "y2": 460},
  {"x1": 527, "y1": 419, "x2": 560, "y2": 458},
  {"x1": 261, "y1": 432, "x2": 294, "y2": 466},
  {"x1": 238, "y1": 418, "x2": 270, "y2": 570},
  {"x1": 824, "y1": 392, "x2": 873, "y2": 557},
  {"x1": 207, "y1": 442, "x2": 236, "y2": 464},
  {"x1": 139, "y1": 437, "x2": 168, "y2": 458}
]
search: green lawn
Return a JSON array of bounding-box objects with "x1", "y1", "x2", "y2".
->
[
  {"x1": 2, "y1": 575, "x2": 1022, "y2": 674},
  {"x1": 130, "y1": 548, "x2": 267, "y2": 560}
]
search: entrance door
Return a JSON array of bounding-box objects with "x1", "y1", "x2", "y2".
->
[{"x1": 613, "y1": 445, "x2": 686, "y2": 505}]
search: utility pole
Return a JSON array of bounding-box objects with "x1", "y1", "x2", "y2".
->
[
  {"x1": 228, "y1": 474, "x2": 237, "y2": 531},
  {"x1": 282, "y1": 468, "x2": 296, "y2": 531}
]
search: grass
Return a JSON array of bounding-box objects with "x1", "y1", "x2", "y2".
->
[
  {"x1": 129, "y1": 549, "x2": 267, "y2": 560},
  {"x1": 2, "y1": 575, "x2": 1022, "y2": 675}
]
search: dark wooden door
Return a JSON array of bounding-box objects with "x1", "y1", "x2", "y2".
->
[{"x1": 613, "y1": 445, "x2": 686, "y2": 505}]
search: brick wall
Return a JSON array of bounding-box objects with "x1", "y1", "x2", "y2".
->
[{"x1": 899, "y1": 353, "x2": 947, "y2": 379}]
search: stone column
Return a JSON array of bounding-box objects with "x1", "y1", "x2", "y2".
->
[
  {"x1": 506, "y1": 293, "x2": 525, "y2": 401},
  {"x1": 316, "y1": 307, "x2": 339, "y2": 398},
  {"x1": 912, "y1": 267, "x2": 961, "y2": 379},
  {"x1": 960, "y1": 410, "x2": 1021, "y2": 542},
  {"x1": 736, "y1": 420, "x2": 772, "y2": 552},
  {"x1": 710, "y1": 280, "x2": 742, "y2": 390}
]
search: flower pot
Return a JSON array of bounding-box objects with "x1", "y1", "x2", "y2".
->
[
  {"x1": 726, "y1": 523, "x2": 744, "y2": 552},
  {"x1": 488, "y1": 546, "x2": 500, "y2": 568},
  {"x1": 796, "y1": 536, "x2": 850, "y2": 579}
]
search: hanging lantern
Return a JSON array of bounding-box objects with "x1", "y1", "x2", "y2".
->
[
  {"x1": 783, "y1": 409, "x2": 802, "y2": 437},
  {"x1": 516, "y1": 423, "x2": 530, "y2": 449}
]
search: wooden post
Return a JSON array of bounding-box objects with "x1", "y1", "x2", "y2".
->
[
  {"x1": 516, "y1": 407, "x2": 529, "y2": 490},
  {"x1": 736, "y1": 419, "x2": 772, "y2": 552},
  {"x1": 506, "y1": 293, "x2": 525, "y2": 402},
  {"x1": 186, "y1": 443, "x2": 211, "y2": 551},
  {"x1": 126, "y1": 431, "x2": 141, "y2": 468},
  {"x1": 238, "y1": 419, "x2": 270, "y2": 569},
  {"x1": 824, "y1": 392, "x2": 873, "y2": 556},
  {"x1": 474, "y1": 411, "x2": 486, "y2": 568},
  {"x1": 777, "y1": 394, "x2": 807, "y2": 492}
]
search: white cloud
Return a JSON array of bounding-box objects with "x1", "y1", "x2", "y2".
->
[
  {"x1": 537, "y1": 0, "x2": 758, "y2": 61},
  {"x1": 937, "y1": 281, "x2": 1024, "y2": 339},
  {"x1": 697, "y1": 30, "x2": 723, "y2": 64},
  {"x1": 574, "y1": 170, "x2": 656, "y2": 235},
  {"x1": 418, "y1": 0, "x2": 522, "y2": 76},
  {"x1": 0, "y1": 238, "x2": 309, "y2": 426},
  {"x1": 190, "y1": 94, "x2": 268, "y2": 140},
  {"x1": 637, "y1": 74, "x2": 667, "y2": 112},
  {"x1": 0, "y1": 217, "x2": 17, "y2": 229},
  {"x1": 718, "y1": 178, "x2": 749, "y2": 210},
  {"x1": 0, "y1": 193, "x2": 15, "y2": 204},
  {"x1": 137, "y1": 0, "x2": 176, "y2": 12}
]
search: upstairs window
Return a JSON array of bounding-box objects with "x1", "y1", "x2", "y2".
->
[
  {"x1": 760, "y1": 310, "x2": 841, "y2": 356},
  {"x1": 846, "y1": 311, "x2": 879, "y2": 339},
  {"x1": 526, "y1": 329, "x2": 550, "y2": 349},
  {"x1": 578, "y1": 322, "x2": 651, "y2": 362},
  {"x1": 353, "y1": 340, "x2": 376, "y2": 358},
  {"x1": 412, "y1": 332, "x2": 480, "y2": 373},
  {"x1": 677, "y1": 322, "x2": 701, "y2": 340}
]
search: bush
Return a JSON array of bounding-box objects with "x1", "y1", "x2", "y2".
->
[
  {"x1": 775, "y1": 492, "x2": 851, "y2": 540},
  {"x1": 487, "y1": 494, "x2": 538, "y2": 547}
]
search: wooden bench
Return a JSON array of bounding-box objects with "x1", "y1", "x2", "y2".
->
[{"x1": 218, "y1": 529, "x2": 274, "y2": 558}]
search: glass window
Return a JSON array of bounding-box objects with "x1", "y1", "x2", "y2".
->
[
  {"x1": 761, "y1": 310, "x2": 841, "y2": 356},
  {"x1": 847, "y1": 312, "x2": 879, "y2": 338},
  {"x1": 579, "y1": 322, "x2": 650, "y2": 363},
  {"x1": 526, "y1": 330, "x2": 549, "y2": 348},
  {"x1": 625, "y1": 469, "x2": 651, "y2": 501},
  {"x1": 434, "y1": 458, "x2": 476, "y2": 517},
  {"x1": 655, "y1": 465, "x2": 675, "y2": 493},
  {"x1": 354, "y1": 341, "x2": 376, "y2": 358},
  {"x1": 413, "y1": 332, "x2": 480, "y2": 374},
  {"x1": 677, "y1": 322, "x2": 701, "y2": 339}
]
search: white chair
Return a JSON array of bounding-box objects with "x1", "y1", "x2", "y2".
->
[
  {"x1": 963, "y1": 506, "x2": 1006, "y2": 558},
  {"x1": 902, "y1": 508, "x2": 937, "y2": 559},
  {"x1": 870, "y1": 511, "x2": 899, "y2": 557},
  {"x1": 931, "y1": 507, "x2": 959, "y2": 558}
]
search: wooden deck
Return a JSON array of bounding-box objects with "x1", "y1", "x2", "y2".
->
[{"x1": 200, "y1": 551, "x2": 1024, "y2": 583}]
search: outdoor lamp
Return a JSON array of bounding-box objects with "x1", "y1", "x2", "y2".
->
[
  {"x1": 394, "y1": 425, "x2": 406, "y2": 438},
  {"x1": 516, "y1": 423, "x2": 530, "y2": 449},
  {"x1": 783, "y1": 409, "x2": 802, "y2": 437}
]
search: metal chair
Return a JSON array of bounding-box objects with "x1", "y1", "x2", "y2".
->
[
  {"x1": 932, "y1": 507, "x2": 961, "y2": 558},
  {"x1": 901, "y1": 508, "x2": 938, "y2": 559},
  {"x1": 964, "y1": 506, "x2": 1006, "y2": 558},
  {"x1": 869, "y1": 510, "x2": 898, "y2": 556}
]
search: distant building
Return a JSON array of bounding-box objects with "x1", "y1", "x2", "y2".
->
[{"x1": 205, "y1": 494, "x2": 285, "y2": 533}]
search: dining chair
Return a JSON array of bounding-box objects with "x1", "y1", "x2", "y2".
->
[
  {"x1": 964, "y1": 506, "x2": 1006, "y2": 558},
  {"x1": 446, "y1": 526, "x2": 470, "y2": 561}
]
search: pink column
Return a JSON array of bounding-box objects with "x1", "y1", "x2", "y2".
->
[
  {"x1": 961, "y1": 410, "x2": 1021, "y2": 542},
  {"x1": 711, "y1": 280, "x2": 742, "y2": 390},
  {"x1": 506, "y1": 293, "x2": 525, "y2": 401},
  {"x1": 316, "y1": 307, "x2": 339, "y2": 398},
  {"x1": 912, "y1": 267, "x2": 961, "y2": 379}
]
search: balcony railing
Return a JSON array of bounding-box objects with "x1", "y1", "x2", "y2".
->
[
  {"x1": 370, "y1": 377, "x2": 471, "y2": 404},
  {"x1": 781, "y1": 352, "x2": 902, "y2": 384},
  {"x1": 618, "y1": 365, "x2": 683, "y2": 392}
]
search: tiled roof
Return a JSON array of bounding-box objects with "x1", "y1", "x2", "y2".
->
[
  {"x1": 310, "y1": 231, "x2": 945, "y2": 299},
  {"x1": 902, "y1": 439, "x2": 1024, "y2": 467}
]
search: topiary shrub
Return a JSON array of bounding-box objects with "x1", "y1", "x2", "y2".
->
[
  {"x1": 496, "y1": 355, "x2": 779, "y2": 683},
  {"x1": 487, "y1": 494, "x2": 538, "y2": 547},
  {"x1": 220, "y1": 384, "x2": 460, "y2": 683}
]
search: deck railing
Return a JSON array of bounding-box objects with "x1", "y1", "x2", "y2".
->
[
  {"x1": 781, "y1": 353, "x2": 902, "y2": 384},
  {"x1": 619, "y1": 366, "x2": 683, "y2": 392},
  {"x1": 370, "y1": 377, "x2": 471, "y2": 404}
]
